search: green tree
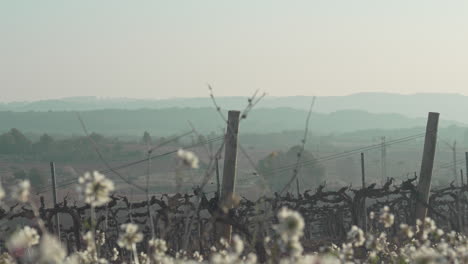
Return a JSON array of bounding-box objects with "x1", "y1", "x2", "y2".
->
[
  {"x1": 33, "y1": 133, "x2": 55, "y2": 155},
  {"x1": 141, "y1": 131, "x2": 152, "y2": 146},
  {"x1": 0, "y1": 128, "x2": 32, "y2": 154},
  {"x1": 13, "y1": 168, "x2": 27, "y2": 180},
  {"x1": 258, "y1": 145, "x2": 325, "y2": 191},
  {"x1": 28, "y1": 168, "x2": 48, "y2": 186}
]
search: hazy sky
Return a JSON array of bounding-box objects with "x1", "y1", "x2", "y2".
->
[{"x1": 1, "y1": 1, "x2": 468, "y2": 102}]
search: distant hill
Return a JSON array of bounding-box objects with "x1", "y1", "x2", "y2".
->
[
  {"x1": 1, "y1": 93, "x2": 467, "y2": 123},
  {"x1": 0, "y1": 108, "x2": 464, "y2": 136}
]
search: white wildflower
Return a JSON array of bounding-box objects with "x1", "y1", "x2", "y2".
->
[
  {"x1": 423, "y1": 217, "x2": 437, "y2": 232},
  {"x1": 112, "y1": 248, "x2": 119, "y2": 261},
  {"x1": 400, "y1": 223, "x2": 414, "y2": 239},
  {"x1": 341, "y1": 242, "x2": 354, "y2": 260},
  {"x1": 11, "y1": 180, "x2": 30, "y2": 203},
  {"x1": 39, "y1": 234, "x2": 66, "y2": 264},
  {"x1": 274, "y1": 207, "x2": 305, "y2": 242},
  {"x1": 375, "y1": 232, "x2": 388, "y2": 253},
  {"x1": 379, "y1": 206, "x2": 394, "y2": 228},
  {"x1": 245, "y1": 253, "x2": 257, "y2": 264},
  {"x1": 0, "y1": 252, "x2": 15, "y2": 264},
  {"x1": 139, "y1": 252, "x2": 149, "y2": 264},
  {"x1": 64, "y1": 254, "x2": 81, "y2": 264},
  {"x1": 79, "y1": 231, "x2": 108, "y2": 264},
  {"x1": 285, "y1": 239, "x2": 304, "y2": 257},
  {"x1": 96, "y1": 230, "x2": 106, "y2": 246},
  {"x1": 177, "y1": 149, "x2": 199, "y2": 168},
  {"x1": 193, "y1": 251, "x2": 203, "y2": 262},
  {"x1": 78, "y1": 171, "x2": 115, "y2": 207},
  {"x1": 232, "y1": 235, "x2": 244, "y2": 255},
  {"x1": 117, "y1": 223, "x2": 143, "y2": 250},
  {"x1": 149, "y1": 238, "x2": 168, "y2": 260},
  {"x1": 347, "y1": 225, "x2": 365, "y2": 247},
  {"x1": 83, "y1": 231, "x2": 96, "y2": 251},
  {"x1": 436, "y1": 228, "x2": 444, "y2": 237},
  {"x1": 7, "y1": 226, "x2": 40, "y2": 252}
]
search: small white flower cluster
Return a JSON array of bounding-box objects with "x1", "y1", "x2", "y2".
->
[
  {"x1": 5, "y1": 204, "x2": 468, "y2": 263},
  {"x1": 38, "y1": 234, "x2": 67, "y2": 264},
  {"x1": 11, "y1": 180, "x2": 31, "y2": 203},
  {"x1": 274, "y1": 207, "x2": 305, "y2": 242},
  {"x1": 71, "y1": 231, "x2": 108, "y2": 263},
  {"x1": 117, "y1": 223, "x2": 144, "y2": 250},
  {"x1": 6, "y1": 226, "x2": 40, "y2": 252},
  {"x1": 5, "y1": 167, "x2": 468, "y2": 264},
  {"x1": 177, "y1": 149, "x2": 199, "y2": 169},
  {"x1": 209, "y1": 235, "x2": 256, "y2": 264},
  {"x1": 274, "y1": 207, "x2": 305, "y2": 258},
  {"x1": 77, "y1": 171, "x2": 115, "y2": 207},
  {"x1": 347, "y1": 225, "x2": 365, "y2": 247},
  {"x1": 148, "y1": 238, "x2": 168, "y2": 262},
  {"x1": 379, "y1": 206, "x2": 395, "y2": 228}
]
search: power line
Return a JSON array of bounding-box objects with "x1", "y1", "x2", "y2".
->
[
  {"x1": 260, "y1": 132, "x2": 426, "y2": 176},
  {"x1": 35, "y1": 135, "x2": 224, "y2": 194},
  {"x1": 99, "y1": 136, "x2": 224, "y2": 174}
]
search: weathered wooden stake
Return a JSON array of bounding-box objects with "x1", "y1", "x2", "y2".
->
[
  {"x1": 452, "y1": 141, "x2": 458, "y2": 186},
  {"x1": 296, "y1": 177, "x2": 300, "y2": 197},
  {"x1": 414, "y1": 112, "x2": 439, "y2": 224},
  {"x1": 50, "y1": 162, "x2": 61, "y2": 239},
  {"x1": 361, "y1": 152, "x2": 367, "y2": 232},
  {"x1": 220, "y1": 110, "x2": 240, "y2": 242},
  {"x1": 215, "y1": 156, "x2": 221, "y2": 195},
  {"x1": 461, "y1": 169, "x2": 464, "y2": 186},
  {"x1": 465, "y1": 152, "x2": 468, "y2": 186}
]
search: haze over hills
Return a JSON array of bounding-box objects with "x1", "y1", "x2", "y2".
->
[
  {"x1": 0, "y1": 107, "x2": 464, "y2": 137},
  {"x1": 1, "y1": 93, "x2": 467, "y2": 124}
]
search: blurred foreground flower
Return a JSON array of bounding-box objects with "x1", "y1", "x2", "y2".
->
[
  {"x1": 11, "y1": 180, "x2": 30, "y2": 203},
  {"x1": 379, "y1": 206, "x2": 395, "y2": 228},
  {"x1": 39, "y1": 234, "x2": 66, "y2": 264},
  {"x1": 177, "y1": 149, "x2": 199, "y2": 168},
  {"x1": 274, "y1": 207, "x2": 305, "y2": 242},
  {"x1": 7, "y1": 226, "x2": 40, "y2": 255},
  {"x1": 78, "y1": 171, "x2": 115, "y2": 207},
  {"x1": 347, "y1": 225, "x2": 365, "y2": 247},
  {"x1": 118, "y1": 223, "x2": 143, "y2": 250}
]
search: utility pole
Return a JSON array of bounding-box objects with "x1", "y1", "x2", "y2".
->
[
  {"x1": 414, "y1": 112, "x2": 439, "y2": 224},
  {"x1": 220, "y1": 110, "x2": 240, "y2": 242},
  {"x1": 50, "y1": 162, "x2": 61, "y2": 239}
]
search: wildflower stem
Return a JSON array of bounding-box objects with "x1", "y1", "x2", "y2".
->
[{"x1": 132, "y1": 244, "x2": 140, "y2": 264}]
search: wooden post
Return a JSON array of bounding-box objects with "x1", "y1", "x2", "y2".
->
[
  {"x1": 461, "y1": 169, "x2": 465, "y2": 186},
  {"x1": 50, "y1": 162, "x2": 61, "y2": 239},
  {"x1": 414, "y1": 112, "x2": 439, "y2": 224},
  {"x1": 220, "y1": 110, "x2": 240, "y2": 242},
  {"x1": 215, "y1": 156, "x2": 221, "y2": 195},
  {"x1": 465, "y1": 152, "x2": 468, "y2": 186},
  {"x1": 296, "y1": 177, "x2": 300, "y2": 197},
  {"x1": 360, "y1": 152, "x2": 367, "y2": 232},
  {"x1": 453, "y1": 141, "x2": 458, "y2": 186},
  {"x1": 361, "y1": 153, "x2": 366, "y2": 188}
]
